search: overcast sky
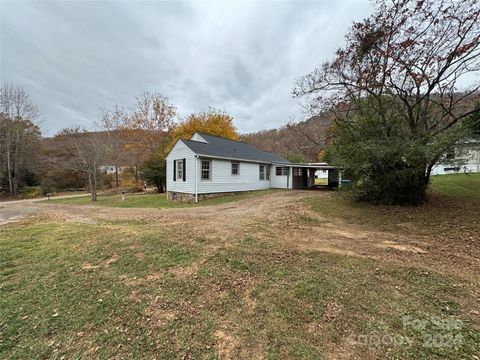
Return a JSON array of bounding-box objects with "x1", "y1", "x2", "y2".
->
[{"x1": 1, "y1": 0, "x2": 374, "y2": 136}]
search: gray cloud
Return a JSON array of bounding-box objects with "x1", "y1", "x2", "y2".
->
[{"x1": 1, "y1": 0, "x2": 373, "y2": 136}]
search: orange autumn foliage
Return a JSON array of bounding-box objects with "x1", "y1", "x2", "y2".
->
[{"x1": 168, "y1": 109, "x2": 238, "y2": 150}]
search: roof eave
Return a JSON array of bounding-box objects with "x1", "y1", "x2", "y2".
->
[{"x1": 195, "y1": 154, "x2": 286, "y2": 164}]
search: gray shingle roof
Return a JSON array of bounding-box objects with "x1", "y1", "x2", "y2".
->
[{"x1": 182, "y1": 133, "x2": 290, "y2": 163}]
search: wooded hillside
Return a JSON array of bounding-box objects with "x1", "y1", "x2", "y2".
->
[{"x1": 241, "y1": 114, "x2": 333, "y2": 162}]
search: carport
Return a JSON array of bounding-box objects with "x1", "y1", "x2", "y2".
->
[{"x1": 289, "y1": 163, "x2": 340, "y2": 189}]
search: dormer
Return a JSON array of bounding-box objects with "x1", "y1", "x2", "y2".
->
[{"x1": 191, "y1": 133, "x2": 209, "y2": 143}]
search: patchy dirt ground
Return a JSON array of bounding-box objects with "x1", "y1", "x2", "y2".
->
[
  {"x1": 2, "y1": 190, "x2": 478, "y2": 282},
  {"x1": 2, "y1": 191, "x2": 479, "y2": 359}
]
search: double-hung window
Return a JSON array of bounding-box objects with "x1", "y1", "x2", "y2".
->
[
  {"x1": 259, "y1": 165, "x2": 265, "y2": 180},
  {"x1": 266, "y1": 165, "x2": 270, "y2": 180},
  {"x1": 201, "y1": 160, "x2": 211, "y2": 180},
  {"x1": 177, "y1": 160, "x2": 184, "y2": 180},
  {"x1": 276, "y1": 166, "x2": 289, "y2": 176},
  {"x1": 231, "y1": 162, "x2": 239, "y2": 175}
]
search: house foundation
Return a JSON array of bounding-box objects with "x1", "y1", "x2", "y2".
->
[{"x1": 167, "y1": 191, "x2": 240, "y2": 203}]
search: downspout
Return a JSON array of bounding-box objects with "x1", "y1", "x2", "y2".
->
[
  {"x1": 195, "y1": 155, "x2": 198, "y2": 203},
  {"x1": 287, "y1": 166, "x2": 290, "y2": 190}
]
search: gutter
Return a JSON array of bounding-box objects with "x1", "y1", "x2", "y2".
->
[{"x1": 194, "y1": 154, "x2": 288, "y2": 165}]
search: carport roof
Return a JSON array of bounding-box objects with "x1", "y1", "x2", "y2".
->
[{"x1": 279, "y1": 163, "x2": 338, "y2": 170}]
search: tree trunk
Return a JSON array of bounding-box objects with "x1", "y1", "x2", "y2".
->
[
  {"x1": 12, "y1": 131, "x2": 20, "y2": 196},
  {"x1": 92, "y1": 165, "x2": 98, "y2": 202},
  {"x1": 88, "y1": 172, "x2": 95, "y2": 202},
  {"x1": 6, "y1": 138, "x2": 13, "y2": 195},
  {"x1": 115, "y1": 165, "x2": 119, "y2": 189}
]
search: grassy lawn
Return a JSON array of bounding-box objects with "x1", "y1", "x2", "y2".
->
[
  {"x1": 1, "y1": 220, "x2": 478, "y2": 359},
  {"x1": 314, "y1": 177, "x2": 328, "y2": 185},
  {"x1": 430, "y1": 173, "x2": 480, "y2": 202},
  {"x1": 1, "y1": 173, "x2": 479, "y2": 358},
  {"x1": 306, "y1": 173, "x2": 480, "y2": 234},
  {"x1": 44, "y1": 189, "x2": 282, "y2": 208}
]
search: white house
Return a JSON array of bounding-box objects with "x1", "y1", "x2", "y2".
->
[
  {"x1": 166, "y1": 133, "x2": 339, "y2": 202},
  {"x1": 99, "y1": 165, "x2": 128, "y2": 175},
  {"x1": 431, "y1": 140, "x2": 480, "y2": 175}
]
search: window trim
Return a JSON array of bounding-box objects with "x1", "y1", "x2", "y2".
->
[
  {"x1": 201, "y1": 159, "x2": 211, "y2": 181},
  {"x1": 275, "y1": 166, "x2": 289, "y2": 176},
  {"x1": 176, "y1": 159, "x2": 184, "y2": 181},
  {"x1": 259, "y1": 165, "x2": 265, "y2": 180},
  {"x1": 231, "y1": 161, "x2": 240, "y2": 175}
]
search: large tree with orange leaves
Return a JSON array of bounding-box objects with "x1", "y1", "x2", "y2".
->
[{"x1": 169, "y1": 108, "x2": 238, "y2": 148}]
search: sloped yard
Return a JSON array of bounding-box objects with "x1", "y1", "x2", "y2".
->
[{"x1": 1, "y1": 175, "x2": 479, "y2": 359}]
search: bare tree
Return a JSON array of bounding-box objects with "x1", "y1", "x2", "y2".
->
[
  {"x1": 96, "y1": 106, "x2": 128, "y2": 189},
  {"x1": 126, "y1": 92, "x2": 176, "y2": 156},
  {"x1": 0, "y1": 84, "x2": 41, "y2": 195},
  {"x1": 58, "y1": 127, "x2": 107, "y2": 201}
]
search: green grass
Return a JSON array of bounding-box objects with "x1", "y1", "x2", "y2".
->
[
  {"x1": 430, "y1": 173, "x2": 480, "y2": 202},
  {"x1": 305, "y1": 174, "x2": 480, "y2": 237},
  {"x1": 45, "y1": 189, "x2": 282, "y2": 208},
  {"x1": 314, "y1": 178, "x2": 328, "y2": 185},
  {"x1": 1, "y1": 221, "x2": 478, "y2": 359},
  {"x1": 2, "y1": 174, "x2": 479, "y2": 358}
]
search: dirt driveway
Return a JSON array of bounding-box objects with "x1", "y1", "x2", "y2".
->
[
  {"x1": 2, "y1": 190, "x2": 479, "y2": 359},
  {"x1": 2, "y1": 190, "x2": 478, "y2": 285},
  {"x1": 0, "y1": 193, "x2": 89, "y2": 225}
]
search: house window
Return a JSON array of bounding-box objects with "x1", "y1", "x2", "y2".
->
[
  {"x1": 201, "y1": 160, "x2": 211, "y2": 180},
  {"x1": 293, "y1": 168, "x2": 302, "y2": 176},
  {"x1": 266, "y1": 165, "x2": 270, "y2": 180},
  {"x1": 259, "y1": 165, "x2": 265, "y2": 180},
  {"x1": 231, "y1": 162, "x2": 239, "y2": 175},
  {"x1": 275, "y1": 166, "x2": 289, "y2": 176},
  {"x1": 177, "y1": 160, "x2": 184, "y2": 180}
]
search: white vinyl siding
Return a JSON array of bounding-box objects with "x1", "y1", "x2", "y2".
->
[
  {"x1": 166, "y1": 141, "x2": 196, "y2": 194},
  {"x1": 431, "y1": 143, "x2": 480, "y2": 175},
  {"x1": 271, "y1": 165, "x2": 291, "y2": 189},
  {"x1": 197, "y1": 159, "x2": 270, "y2": 194}
]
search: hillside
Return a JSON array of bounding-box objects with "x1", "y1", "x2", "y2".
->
[{"x1": 241, "y1": 114, "x2": 333, "y2": 162}]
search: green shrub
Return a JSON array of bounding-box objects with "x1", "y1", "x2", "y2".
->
[{"x1": 19, "y1": 186, "x2": 42, "y2": 199}]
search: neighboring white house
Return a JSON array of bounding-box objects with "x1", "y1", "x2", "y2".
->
[
  {"x1": 166, "y1": 133, "x2": 339, "y2": 201},
  {"x1": 99, "y1": 165, "x2": 128, "y2": 175},
  {"x1": 431, "y1": 140, "x2": 480, "y2": 175}
]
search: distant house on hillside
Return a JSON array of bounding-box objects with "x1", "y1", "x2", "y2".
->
[
  {"x1": 432, "y1": 139, "x2": 480, "y2": 175},
  {"x1": 100, "y1": 165, "x2": 128, "y2": 175},
  {"x1": 165, "y1": 133, "x2": 340, "y2": 202}
]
